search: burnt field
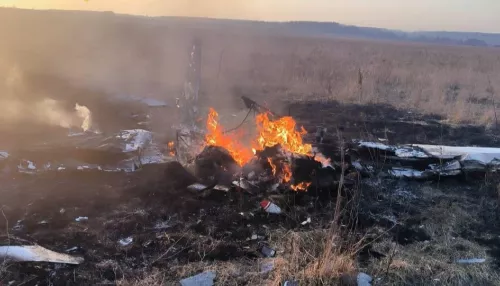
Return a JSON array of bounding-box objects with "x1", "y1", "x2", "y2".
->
[
  {"x1": 2, "y1": 7, "x2": 500, "y2": 286},
  {"x1": 2, "y1": 99, "x2": 500, "y2": 286}
]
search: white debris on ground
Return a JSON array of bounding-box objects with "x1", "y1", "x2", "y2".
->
[
  {"x1": 389, "y1": 168, "x2": 424, "y2": 179},
  {"x1": 259, "y1": 260, "x2": 275, "y2": 274},
  {"x1": 456, "y1": 258, "x2": 486, "y2": 264},
  {"x1": 0, "y1": 151, "x2": 9, "y2": 160},
  {"x1": 358, "y1": 141, "x2": 392, "y2": 151},
  {"x1": 179, "y1": 271, "x2": 216, "y2": 286},
  {"x1": 394, "y1": 187, "x2": 418, "y2": 200},
  {"x1": 301, "y1": 217, "x2": 312, "y2": 225},
  {"x1": 357, "y1": 141, "x2": 500, "y2": 178},
  {"x1": 75, "y1": 217, "x2": 88, "y2": 222},
  {"x1": 17, "y1": 160, "x2": 37, "y2": 173},
  {"x1": 118, "y1": 237, "x2": 133, "y2": 246},
  {"x1": 117, "y1": 129, "x2": 153, "y2": 153},
  {"x1": 357, "y1": 272, "x2": 373, "y2": 286},
  {"x1": 394, "y1": 146, "x2": 429, "y2": 158},
  {"x1": 414, "y1": 145, "x2": 500, "y2": 170},
  {"x1": 0, "y1": 245, "x2": 84, "y2": 264}
]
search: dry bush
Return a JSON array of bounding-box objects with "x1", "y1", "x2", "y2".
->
[{"x1": 267, "y1": 229, "x2": 357, "y2": 285}]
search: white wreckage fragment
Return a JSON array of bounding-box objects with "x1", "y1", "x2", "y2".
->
[
  {"x1": 357, "y1": 272, "x2": 373, "y2": 286},
  {"x1": 180, "y1": 271, "x2": 216, "y2": 286},
  {"x1": 0, "y1": 151, "x2": 9, "y2": 160},
  {"x1": 456, "y1": 258, "x2": 486, "y2": 264},
  {"x1": 117, "y1": 129, "x2": 153, "y2": 153},
  {"x1": 389, "y1": 168, "x2": 425, "y2": 179},
  {"x1": 413, "y1": 145, "x2": 500, "y2": 171},
  {"x1": 118, "y1": 237, "x2": 133, "y2": 246},
  {"x1": 357, "y1": 141, "x2": 500, "y2": 178},
  {"x1": 0, "y1": 245, "x2": 84, "y2": 264},
  {"x1": 17, "y1": 160, "x2": 37, "y2": 173}
]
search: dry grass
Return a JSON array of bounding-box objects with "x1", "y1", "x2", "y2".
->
[
  {"x1": 2, "y1": 9, "x2": 500, "y2": 127},
  {"x1": 266, "y1": 230, "x2": 357, "y2": 285}
]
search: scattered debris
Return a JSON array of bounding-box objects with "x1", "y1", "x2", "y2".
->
[
  {"x1": 301, "y1": 217, "x2": 312, "y2": 225},
  {"x1": 283, "y1": 281, "x2": 299, "y2": 286},
  {"x1": 118, "y1": 237, "x2": 133, "y2": 246},
  {"x1": 75, "y1": 216, "x2": 88, "y2": 222},
  {"x1": 357, "y1": 272, "x2": 373, "y2": 286},
  {"x1": 179, "y1": 271, "x2": 216, "y2": 286},
  {"x1": 389, "y1": 168, "x2": 425, "y2": 179},
  {"x1": 0, "y1": 245, "x2": 84, "y2": 264},
  {"x1": 260, "y1": 200, "x2": 282, "y2": 214},
  {"x1": 12, "y1": 220, "x2": 23, "y2": 231},
  {"x1": 0, "y1": 151, "x2": 9, "y2": 160},
  {"x1": 261, "y1": 245, "x2": 276, "y2": 257},
  {"x1": 213, "y1": 184, "x2": 230, "y2": 192},
  {"x1": 260, "y1": 260, "x2": 275, "y2": 274},
  {"x1": 232, "y1": 178, "x2": 254, "y2": 191},
  {"x1": 187, "y1": 183, "x2": 210, "y2": 193},
  {"x1": 456, "y1": 258, "x2": 486, "y2": 264},
  {"x1": 249, "y1": 234, "x2": 265, "y2": 241},
  {"x1": 356, "y1": 140, "x2": 500, "y2": 178},
  {"x1": 65, "y1": 246, "x2": 79, "y2": 253}
]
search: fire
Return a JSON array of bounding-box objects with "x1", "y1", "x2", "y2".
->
[
  {"x1": 267, "y1": 158, "x2": 277, "y2": 176},
  {"x1": 204, "y1": 108, "x2": 328, "y2": 192},
  {"x1": 205, "y1": 108, "x2": 254, "y2": 166},
  {"x1": 291, "y1": 182, "x2": 312, "y2": 192},
  {"x1": 254, "y1": 113, "x2": 312, "y2": 156},
  {"x1": 282, "y1": 164, "x2": 292, "y2": 183},
  {"x1": 168, "y1": 141, "x2": 175, "y2": 156}
]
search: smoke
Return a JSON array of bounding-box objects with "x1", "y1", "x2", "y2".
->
[
  {"x1": 0, "y1": 66, "x2": 93, "y2": 131},
  {"x1": 0, "y1": 97, "x2": 94, "y2": 131},
  {"x1": 75, "y1": 103, "x2": 92, "y2": 132}
]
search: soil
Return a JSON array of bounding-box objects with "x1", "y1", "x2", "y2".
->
[{"x1": 2, "y1": 99, "x2": 500, "y2": 285}]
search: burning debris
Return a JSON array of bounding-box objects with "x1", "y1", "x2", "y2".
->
[{"x1": 171, "y1": 95, "x2": 340, "y2": 198}]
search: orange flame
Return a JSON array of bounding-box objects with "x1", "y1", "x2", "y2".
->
[
  {"x1": 168, "y1": 141, "x2": 175, "y2": 156},
  {"x1": 282, "y1": 164, "x2": 292, "y2": 183},
  {"x1": 253, "y1": 113, "x2": 312, "y2": 156},
  {"x1": 204, "y1": 107, "x2": 330, "y2": 179},
  {"x1": 291, "y1": 182, "x2": 311, "y2": 192},
  {"x1": 267, "y1": 158, "x2": 277, "y2": 176},
  {"x1": 205, "y1": 108, "x2": 253, "y2": 166}
]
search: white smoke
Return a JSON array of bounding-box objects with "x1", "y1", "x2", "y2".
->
[
  {"x1": 75, "y1": 103, "x2": 92, "y2": 132},
  {"x1": 1, "y1": 66, "x2": 94, "y2": 131}
]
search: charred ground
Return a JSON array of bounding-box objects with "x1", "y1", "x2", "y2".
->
[{"x1": 2, "y1": 100, "x2": 500, "y2": 285}]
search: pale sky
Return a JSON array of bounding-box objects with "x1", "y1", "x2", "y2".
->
[{"x1": 1, "y1": 0, "x2": 499, "y2": 33}]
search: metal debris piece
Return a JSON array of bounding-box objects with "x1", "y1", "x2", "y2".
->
[
  {"x1": 283, "y1": 281, "x2": 299, "y2": 286},
  {"x1": 180, "y1": 271, "x2": 216, "y2": 286},
  {"x1": 213, "y1": 185, "x2": 230, "y2": 192},
  {"x1": 65, "y1": 246, "x2": 79, "y2": 253},
  {"x1": 301, "y1": 217, "x2": 312, "y2": 226},
  {"x1": 187, "y1": 183, "x2": 210, "y2": 192},
  {"x1": 75, "y1": 216, "x2": 88, "y2": 222},
  {"x1": 261, "y1": 245, "x2": 276, "y2": 258},
  {"x1": 456, "y1": 258, "x2": 486, "y2": 264},
  {"x1": 0, "y1": 245, "x2": 84, "y2": 264},
  {"x1": 357, "y1": 272, "x2": 373, "y2": 286},
  {"x1": 118, "y1": 237, "x2": 133, "y2": 246},
  {"x1": 260, "y1": 200, "x2": 282, "y2": 214},
  {"x1": 260, "y1": 260, "x2": 274, "y2": 274}
]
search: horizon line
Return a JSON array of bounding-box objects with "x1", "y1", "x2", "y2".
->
[{"x1": 1, "y1": 6, "x2": 499, "y2": 35}]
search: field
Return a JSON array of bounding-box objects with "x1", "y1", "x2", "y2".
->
[{"x1": 1, "y1": 8, "x2": 500, "y2": 286}]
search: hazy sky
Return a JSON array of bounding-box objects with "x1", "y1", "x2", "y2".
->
[{"x1": 2, "y1": 0, "x2": 499, "y2": 33}]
